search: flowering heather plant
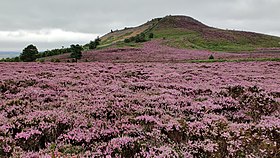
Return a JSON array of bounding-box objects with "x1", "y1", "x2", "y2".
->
[
  {"x1": 0, "y1": 61, "x2": 279, "y2": 157},
  {"x1": 80, "y1": 40, "x2": 280, "y2": 63}
]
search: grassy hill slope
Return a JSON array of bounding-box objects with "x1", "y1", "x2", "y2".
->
[
  {"x1": 98, "y1": 18, "x2": 161, "y2": 48},
  {"x1": 99, "y1": 15, "x2": 280, "y2": 52}
]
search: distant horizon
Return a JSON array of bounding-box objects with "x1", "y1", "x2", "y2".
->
[
  {"x1": 0, "y1": 40, "x2": 91, "y2": 52},
  {"x1": 0, "y1": 51, "x2": 20, "y2": 59}
]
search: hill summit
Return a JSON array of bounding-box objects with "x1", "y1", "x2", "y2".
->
[{"x1": 154, "y1": 15, "x2": 209, "y2": 29}]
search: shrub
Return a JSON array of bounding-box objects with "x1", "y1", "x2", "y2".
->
[
  {"x1": 124, "y1": 38, "x2": 131, "y2": 43},
  {"x1": 38, "y1": 47, "x2": 72, "y2": 58},
  {"x1": 0, "y1": 57, "x2": 21, "y2": 62},
  {"x1": 149, "y1": 33, "x2": 154, "y2": 38},
  {"x1": 13, "y1": 57, "x2": 20, "y2": 62},
  {"x1": 124, "y1": 33, "x2": 147, "y2": 43},
  {"x1": 50, "y1": 58, "x2": 60, "y2": 63},
  {"x1": 71, "y1": 58, "x2": 77, "y2": 63},
  {"x1": 129, "y1": 36, "x2": 136, "y2": 42},
  {"x1": 37, "y1": 59, "x2": 45, "y2": 63},
  {"x1": 135, "y1": 33, "x2": 146, "y2": 43}
]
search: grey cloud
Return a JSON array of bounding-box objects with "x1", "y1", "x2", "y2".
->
[{"x1": 0, "y1": 0, "x2": 279, "y2": 51}]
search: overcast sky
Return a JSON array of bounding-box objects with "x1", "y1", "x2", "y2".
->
[{"x1": 0, "y1": 0, "x2": 279, "y2": 51}]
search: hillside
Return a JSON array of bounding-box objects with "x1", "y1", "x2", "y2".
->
[
  {"x1": 98, "y1": 15, "x2": 280, "y2": 52},
  {"x1": 99, "y1": 19, "x2": 159, "y2": 47},
  {"x1": 0, "y1": 51, "x2": 20, "y2": 59}
]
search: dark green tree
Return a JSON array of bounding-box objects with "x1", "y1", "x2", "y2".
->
[
  {"x1": 89, "y1": 37, "x2": 101, "y2": 50},
  {"x1": 70, "y1": 44, "x2": 83, "y2": 62},
  {"x1": 129, "y1": 36, "x2": 136, "y2": 42},
  {"x1": 135, "y1": 33, "x2": 146, "y2": 43},
  {"x1": 20, "y1": 44, "x2": 39, "y2": 62},
  {"x1": 94, "y1": 37, "x2": 101, "y2": 46},
  {"x1": 88, "y1": 41, "x2": 96, "y2": 49}
]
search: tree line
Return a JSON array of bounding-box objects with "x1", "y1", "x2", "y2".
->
[
  {"x1": 0, "y1": 37, "x2": 101, "y2": 62},
  {"x1": 0, "y1": 31, "x2": 155, "y2": 63}
]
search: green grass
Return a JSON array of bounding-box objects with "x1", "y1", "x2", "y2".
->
[
  {"x1": 97, "y1": 16, "x2": 280, "y2": 53},
  {"x1": 88, "y1": 16, "x2": 280, "y2": 53},
  {"x1": 114, "y1": 41, "x2": 142, "y2": 48},
  {"x1": 95, "y1": 40, "x2": 142, "y2": 50},
  {"x1": 153, "y1": 28, "x2": 198, "y2": 39},
  {"x1": 188, "y1": 58, "x2": 280, "y2": 63},
  {"x1": 150, "y1": 28, "x2": 280, "y2": 52},
  {"x1": 100, "y1": 32, "x2": 133, "y2": 46}
]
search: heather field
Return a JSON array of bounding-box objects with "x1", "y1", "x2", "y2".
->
[
  {"x1": 43, "y1": 41, "x2": 280, "y2": 63},
  {"x1": 0, "y1": 62, "x2": 280, "y2": 157}
]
